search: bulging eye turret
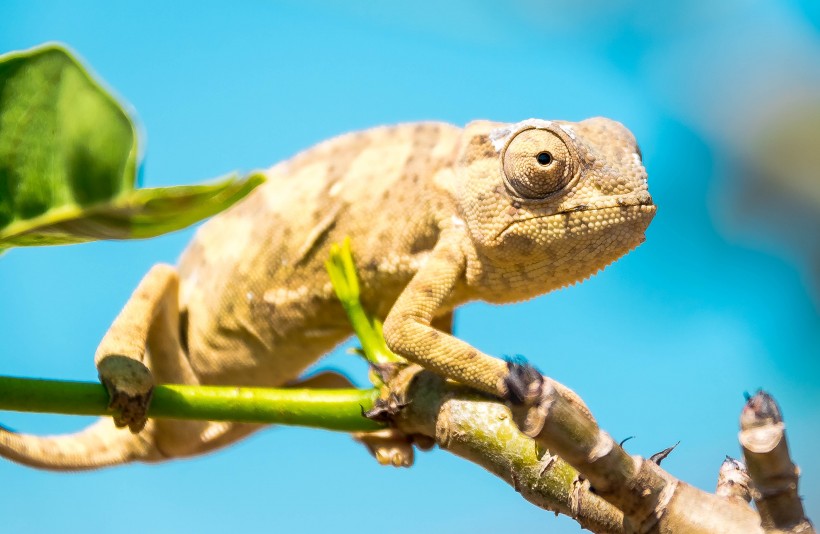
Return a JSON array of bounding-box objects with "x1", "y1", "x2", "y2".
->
[{"x1": 501, "y1": 128, "x2": 574, "y2": 200}]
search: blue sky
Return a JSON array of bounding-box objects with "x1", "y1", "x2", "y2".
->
[{"x1": 1, "y1": 2, "x2": 818, "y2": 532}]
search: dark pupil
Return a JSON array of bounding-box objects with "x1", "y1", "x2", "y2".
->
[{"x1": 536, "y1": 152, "x2": 552, "y2": 165}]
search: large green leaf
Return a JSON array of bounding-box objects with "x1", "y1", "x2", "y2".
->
[{"x1": 0, "y1": 44, "x2": 264, "y2": 251}]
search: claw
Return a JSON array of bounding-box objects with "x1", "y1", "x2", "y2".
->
[
  {"x1": 501, "y1": 356, "x2": 551, "y2": 438},
  {"x1": 98, "y1": 355, "x2": 154, "y2": 433},
  {"x1": 362, "y1": 392, "x2": 410, "y2": 423},
  {"x1": 501, "y1": 356, "x2": 543, "y2": 406}
]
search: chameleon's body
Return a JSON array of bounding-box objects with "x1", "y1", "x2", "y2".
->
[{"x1": 0, "y1": 118, "x2": 655, "y2": 469}]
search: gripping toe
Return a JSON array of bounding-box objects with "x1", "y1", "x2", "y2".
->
[
  {"x1": 354, "y1": 429, "x2": 415, "y2": 468},
  {"x1": 501, "y1": 357, "x2": 544, "y2": 406},
  {"x1": 98, "y1": 355, "x2": 154, "y2": 433}
]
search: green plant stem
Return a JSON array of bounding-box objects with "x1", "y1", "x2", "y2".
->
[
  {"x1": 0, "y1": 376, "x2": 384, "y2": 432},
  {"x1": 326, "y1": 238, "x2": 401, "y2": 365}
]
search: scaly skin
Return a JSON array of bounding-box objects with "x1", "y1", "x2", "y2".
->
[{"x1": 0, "y1": 118, "x2": 655, "y2": 470}]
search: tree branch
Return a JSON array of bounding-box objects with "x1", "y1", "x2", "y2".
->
[
  {"x1": 0, "y1": 240, "x2": 814, "y2": 533},
  {"x1": 740, "y1": 391, "x2": 815, "y2": 533},
  {"x1": 392, "y1": 368, "x2": 625, "y2": 532},
  {"x1": 500, "y1": 374, "x2": 766, "y2": 533}
]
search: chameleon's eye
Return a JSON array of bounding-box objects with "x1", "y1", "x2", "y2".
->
[{"x1": 502, "y1": 128, "x2": 573, "y2": 200}]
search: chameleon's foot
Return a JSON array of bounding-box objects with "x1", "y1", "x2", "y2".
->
[
  {"x1": 500, "y1": 357, "x2": 549, "y2": 437},
  {"x1": 361, "y1": 392, "x2": 410, "y2": 423},
  {"x1": 501, "y1": 357, "x2": 594, "y2": 437},
  {"x1": 354, "y1": 429, "x2": 417, "y2": 468},
  {"x1": 500, "y1": 357, "x2": 544, "y2": 406},
  {"x1": 358, "y1": 388, "x2": 432, "y2": 467},
  {"x1": 98, "y1": 355, "x2": 154, "y2": 433}
]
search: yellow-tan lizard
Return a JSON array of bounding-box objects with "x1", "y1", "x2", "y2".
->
[{"x1": 0, "y1": 117, "x2": 655, "y2": 470}]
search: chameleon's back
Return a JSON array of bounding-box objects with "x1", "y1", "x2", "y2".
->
[{"x1": 177, "y1": 122, "x2": 463, "y2": 386}]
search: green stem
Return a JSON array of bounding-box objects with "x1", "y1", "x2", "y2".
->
[
  {"x1": 0, "y1": 376, "x2": 384, "y2": 432},
  {"x1": 325, "y1": 237, "x2": 401, "y2": 365}
]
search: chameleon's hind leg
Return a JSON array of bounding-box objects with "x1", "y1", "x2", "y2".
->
[
  {"x1": 290, "y1": 370, "x2": 417, "y2": 467},
  {"x1": 95, "y1": 264, "x2": 194, "y2": 433}
]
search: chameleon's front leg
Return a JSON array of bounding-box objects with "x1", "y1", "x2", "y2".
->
[
  {"x1": 383, "y1": 232, "x2": 510, "y2": 401},
  {"x1": 94, "y1": 264, "x2": 183, "y2": 432},
  {"x1": 383, "y1": 233, "x2": 591, "y2": 428}
]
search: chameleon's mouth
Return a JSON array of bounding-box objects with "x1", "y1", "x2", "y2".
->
[
  {"x1": 556, "y1": 190, "x2": 654, "y2": 214},
  {"x1": 495, "y1": 195, "x2": 655, "y2": 242}
]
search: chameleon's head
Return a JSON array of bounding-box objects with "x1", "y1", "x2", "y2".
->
[{"x1": 455, "y1": 117, "x2": 656, "y2": 301}]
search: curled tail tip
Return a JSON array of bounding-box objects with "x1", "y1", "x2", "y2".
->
[{"x1": 0, "y1": 418, "x2": 157, "y2": 471}]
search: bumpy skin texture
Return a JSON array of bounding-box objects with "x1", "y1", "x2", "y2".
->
[{"x1": 0, "y1": 118, "x2": 655, "y2": 469}]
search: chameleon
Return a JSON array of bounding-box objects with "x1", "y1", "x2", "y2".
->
[{"x1": 0, "y1": 117, "x2": 655, "y2": 470}]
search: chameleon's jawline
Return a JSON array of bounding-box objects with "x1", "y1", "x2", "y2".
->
[{"x1": 494, "y1": 202, "x2": 656, "y2": 242}]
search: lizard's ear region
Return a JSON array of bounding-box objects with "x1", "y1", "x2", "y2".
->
[{"x1": 501, "y1": 128, "x2": 574, "y2": 200}]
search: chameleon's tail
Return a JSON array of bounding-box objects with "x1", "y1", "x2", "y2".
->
[{"x1": 0, "y1": 418, "x2": 163, "y2": 471}]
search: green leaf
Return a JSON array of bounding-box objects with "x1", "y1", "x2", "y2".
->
[{"x1": 0, "y1": 43, "x2": 263, "y2": 251}]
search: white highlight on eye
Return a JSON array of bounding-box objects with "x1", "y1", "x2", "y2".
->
[{"x1": 489, "y1": 118, "x2": 553, "y2": 152}]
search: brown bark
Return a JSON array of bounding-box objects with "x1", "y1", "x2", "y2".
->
[
  {"x1": 386, "y1": 366, "x2": 815, "y2": 533},
  {"x1": 740, "y1": 391, "x2": 815, "y2": 534}
]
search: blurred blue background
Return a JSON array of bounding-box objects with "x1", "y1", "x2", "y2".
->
[{"x1": 1, "y1": 2, "x2": 818, "y2": 532}]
